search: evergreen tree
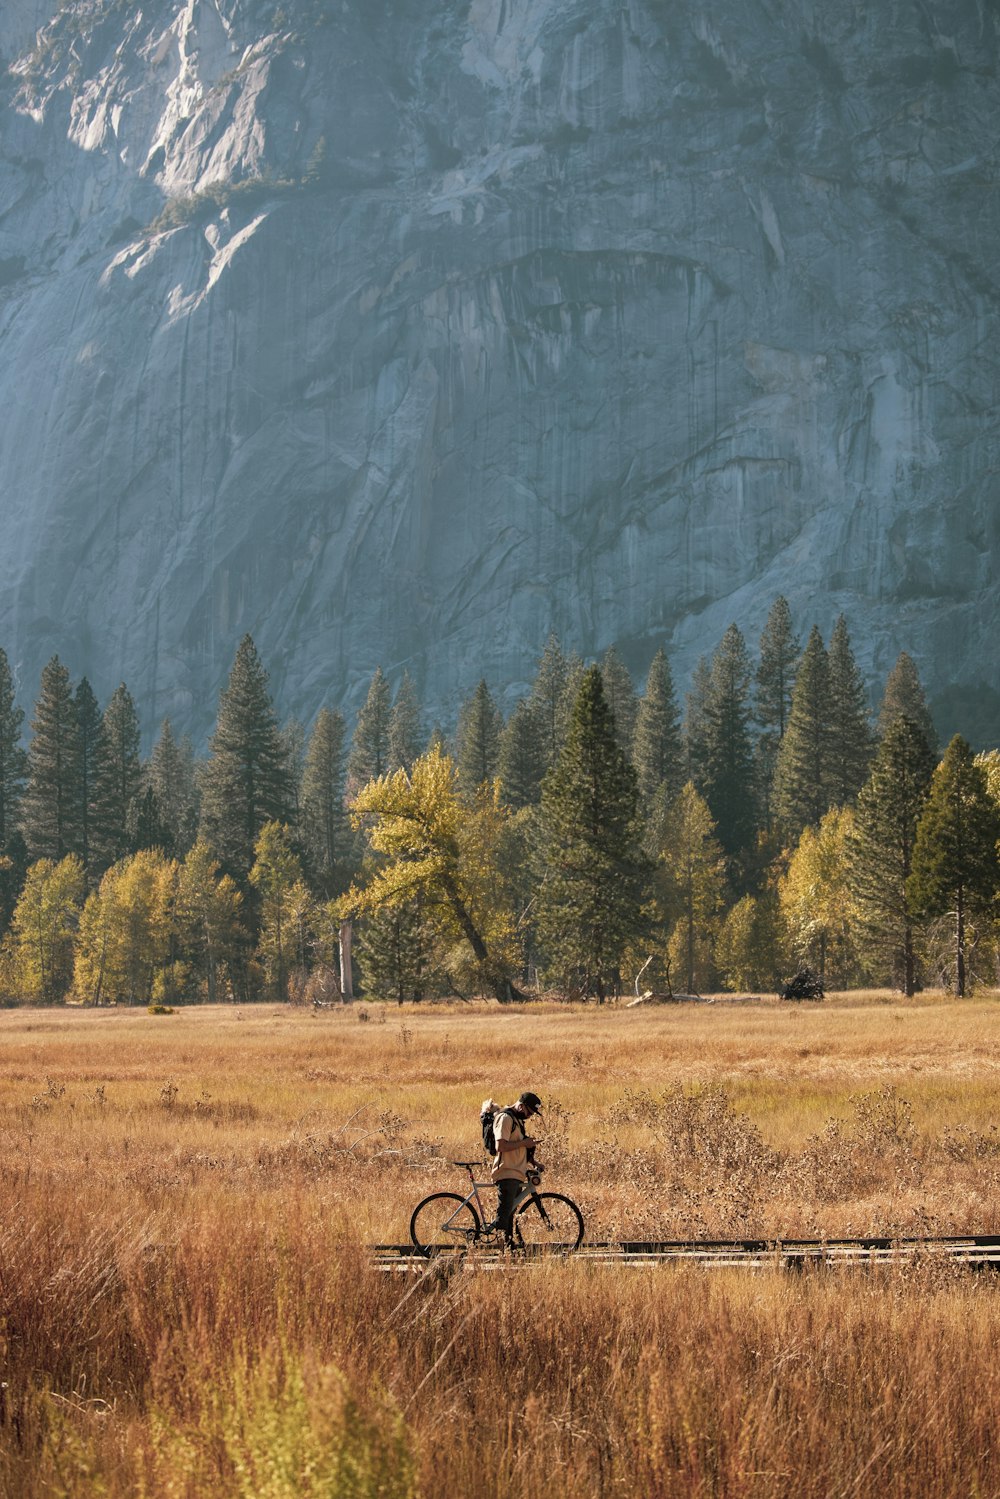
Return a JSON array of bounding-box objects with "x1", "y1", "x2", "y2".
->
[
  {"x1": 387, "y1": 672, "x2": 423, "y2": 774},
  {"x1": 456, "y1": 679, "x2": 503, "y2": 798},
  {"x1": 199, "y1": 636, "x2": 292, "y2": 880},
  {"x1": 91, "y1": 684, "x2": 142, "y2": 874},
  {"x1": 755, "y1": 597, "x2": 799, "y2": 829},
  {"x1": 280, "y1": 718, "x2": 306, "y2": 834},
  {"x1": 682, "y1": 656, "x2": 712, "y2": 792},
  {"x1": 126, "y1": 784, "x2": 173, "y2": 856},
  {"x1": 528, "y1": 634, "x2": 570, "y2": 773},
  {"x1": 300, "y1": 708, "x2": 349, "y2": 897},
  {"x1": 701, "y1": 624, "x2": 756, "y2": 869},
  {"x1": 600, "y1": 646, "x2": 638, "y2": 755},
  {"x1": 849, "y1": 716, "x2": 936, "y2": 995},
  {"x1": 21, "y1": 656, "x2": 81, "y2": 863},
  {"x1": 633, "y1": 647, "x2": 683, "y2": 816},
  {"x1": 72, "y1": 679, "x2": 103, "y2": 872},
  {"x1": 827, "y1": 615, "x2": 873, "y2": 806},
  {"x1": 497, "y1": 698, "x2": 545, "y2": 810},
  {"x1": 908, "y1": 735, "x2": 1000, "y2": 996},
  {"x1": 756, "y1": 597, "x2": 799, "y2": 740},
  {"x1": 878, "y1": 651, "x2": 936, "y2": 751},
  {"x1": 0, "y1": 647, "x2": 27, "y2": 851},
  {"x1": 773, "y1": 626, "x2": 831, "y2": 841},
  {"x1": 0, "y1": 649, "x2": 28, "y2": 931},
  {"x1": 536, "y1": 666, "x2": 648, "y2": 999},
  {"x1": 357, "y1": 899, "x2": 435, "y2": 1004},
  {"x1": 149, "y1": 719, "x2": 199, "y2": 856},
  {"x1": 347, "y1": 666, "x2": 392, "y2": 788}
]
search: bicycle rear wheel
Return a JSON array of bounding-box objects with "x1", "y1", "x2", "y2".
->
[
  {"x1": 514, "y1": 1192, "x2": 584, "y2": 1252},
  {"x1": 409, "y1": 1192, "x2": 481, "y2": 1256}
]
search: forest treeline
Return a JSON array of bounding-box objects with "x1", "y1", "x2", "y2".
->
[{"x1": 1, "y1": 598, "x2": 999, "y2": 1006}]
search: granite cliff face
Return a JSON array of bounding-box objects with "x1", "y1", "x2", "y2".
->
[{"x1": 0, "y1": 0, "x2": 998, "y2": 741}]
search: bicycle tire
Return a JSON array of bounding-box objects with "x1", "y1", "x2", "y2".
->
[
  {"x1": 409, "y1": 1192, "x2": 481, "y2": 1256},
  {"x1": 514, "y1": 1192, "x2": 584, "y2": 1252}
]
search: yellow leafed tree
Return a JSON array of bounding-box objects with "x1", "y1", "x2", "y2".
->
[
  {"x1": 74, "y1": 849, "x2": 177, "y2": 1006},
  {"x1": 349, "y1": 746, "x2": 522, "y2": 1001},
  {"x1": 9, "y1": 855, "x2": 86, "y2": 1003},
  {"x1": 779, "y1": 806, "x2": 859, "y2": 988}
]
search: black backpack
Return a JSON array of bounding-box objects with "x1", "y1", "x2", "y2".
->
[{"x1": 480, "y1": 1102, "x2": 521, "y2": 1156}]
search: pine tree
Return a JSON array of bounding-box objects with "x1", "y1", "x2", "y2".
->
[
  {"x1": 600, "y1": 646, "x2": 638, "y2": 755},
  {"x1": 878, "y1": 652, "x2": 937, "y2": 751},
  {"x1": 456, "y1": 679, "x2": 503, "y2": 799},
  {"x1": 755, "y1": 597, "x2": 799, "y2": 829},
  {"x1": 347, "y1": 667, "x2": 392, "y2": 789},
  {"x1": 280, "y1": 718, "x2": 306, "y2": 834},
  {"x1": 126, "y1": 784, "x2": 173, "y2": 855},
  {"x1": 701, "y1": 624, "x2": 756, "y2": 869},
  {"x1": 536, "y1": 666, "x2": 648, "y2": 999},
  {"x1": 0, "y1": 647, "x2": 27, "y2": 851},
  {"x1": 199, "y1": 636, "x2": 292, "y2": 880},
  {"x1": 772, "y1": 625, "x2": 831, "y2": 841},
  {"x1": 528, "y1": 634, "x2": 570, "y2": 773},
  {"x1": 682, "y1": 656, "x2": 712, "y2": 792},
  {"x1": 497, "y1": 699, "x2": 545, "y2": 810},
  {"x1": 72, "y1": 679, "x2": 103, "y2": 872},
  {"x1": 21, "y1": 656, "x2": 81, "y2": 863},
  {"x1": 633, "y1": 647, "x2": 683, "y2": 816},
  {"x1": 91, "y1": 684, "x2": 142, "y2": 874},
  {"x1": 908, "y1": 735, "x2": 1000, "y2": 996},
  {"x1": 849, "y1": 715, "x2": 936, "y2": 994},
  {"x1": 149, "y1": 719, "x2": 199, "y2": 856},
  {"x1": 357, "y1": 899, "x2": 435, "y2": 1004},
  {"x1": 300, "y1": 708, "x2": 349, "y2": 897},
  {"x1": 387, "y1": 672, "x2": 422, "y2": 774},
  {"x1": 827, "y1": 615, "x2": 872, "y2": 806}
]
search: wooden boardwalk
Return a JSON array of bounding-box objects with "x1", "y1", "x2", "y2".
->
[{"x1": 372, "y1": 1234, "x2": 1000, "y2": 1273}]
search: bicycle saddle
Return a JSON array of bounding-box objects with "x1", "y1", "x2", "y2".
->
[{"x1": 451, "y1": 1159, "x2": 483, "y2": 1168}]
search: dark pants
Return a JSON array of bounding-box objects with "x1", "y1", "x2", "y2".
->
[{"x1": 495, "y1": 1178, "x2": 522, "y2": 1243}]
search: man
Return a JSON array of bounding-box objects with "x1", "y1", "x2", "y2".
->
[{"x1": 489, "y1": 1090, "x2": 543, "y2": 1245}]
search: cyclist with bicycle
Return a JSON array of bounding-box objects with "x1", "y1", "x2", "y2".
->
[{"x1": 488, "y1": 1090, "x2": 543, "y2": 1245}]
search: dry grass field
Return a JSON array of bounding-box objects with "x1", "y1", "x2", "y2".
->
[{"x1": 1, "y1": 992, "x2": 999, "y2": 1496}]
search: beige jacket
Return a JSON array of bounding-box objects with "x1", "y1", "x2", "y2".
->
[{"x1": 490, "y1": 1108, "x2": 528, "y2": 1183}]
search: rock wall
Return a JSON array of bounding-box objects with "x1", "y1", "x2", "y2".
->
[{"x1": 0, "y1": 0, "x2": 998, "y2": 742}]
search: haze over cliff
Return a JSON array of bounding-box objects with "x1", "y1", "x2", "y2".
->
[{"x1": 0, "y1": 0, "x2": 998, "y2": 742}]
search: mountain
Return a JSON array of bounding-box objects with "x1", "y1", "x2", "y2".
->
[{"x1": 1, "y1": 0, "x2": 998, "y2": 743}]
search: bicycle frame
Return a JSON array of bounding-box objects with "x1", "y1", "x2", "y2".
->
[{"x1": 443, "y1": 1163, "x2": 540, "y2": 1239}]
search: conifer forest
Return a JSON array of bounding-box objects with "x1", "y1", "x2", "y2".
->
[{"x1": 1, "y1": 599, "x2": 998, "y2": 1008}]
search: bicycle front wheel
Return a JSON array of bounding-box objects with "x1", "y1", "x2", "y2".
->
[
  {"x1": 409, "y1": 1192, "x2": 481, "y2": 1256},
  {"x1": 514, "y1": 1192, "x2": 584, "y2": 1253}
]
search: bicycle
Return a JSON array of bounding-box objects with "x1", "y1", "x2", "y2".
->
[{"x1": 409, "y1": 1161, "x2": 584, "y2": 1257}]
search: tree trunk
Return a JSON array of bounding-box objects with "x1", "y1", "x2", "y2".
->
[
  {"x1": 902, "y1": 922, "x2": 915, "y2": 998},
  {"x1": 440, "y1": 874, "x2": 525, "y2": 1003},
  {"x1": 955, "y1": 894, "x2": 965, "y2": 997},
  {"x1": 339, "y1": 918, "x2": 354, "y2": 1002}
]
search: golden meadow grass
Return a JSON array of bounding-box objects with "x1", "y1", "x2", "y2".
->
[{"x1": 2, "y1": 994, "x2": 1000, "y2": 1496}]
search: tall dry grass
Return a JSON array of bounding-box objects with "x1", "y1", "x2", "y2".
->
[{"x1": 1, "y1": 994, "x2": 999, "y2": 1496}]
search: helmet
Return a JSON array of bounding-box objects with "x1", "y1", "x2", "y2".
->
[{"x1": 518, "y1": 1090, "x2": 543, "y2": 1115}]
